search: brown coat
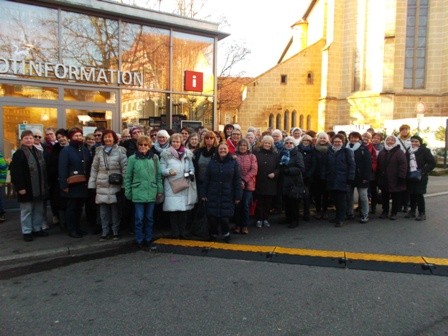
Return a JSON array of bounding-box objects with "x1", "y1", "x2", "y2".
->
[{"x1": 377, "y1": 145, "x2": 407, "y2": 193}]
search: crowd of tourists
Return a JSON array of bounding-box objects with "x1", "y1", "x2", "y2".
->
[{"x1": 1, "y1": 122, "x2": 436, "y2": 248}]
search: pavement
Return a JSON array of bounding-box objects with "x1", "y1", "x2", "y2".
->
[{"x1": 1, "y1": 175, "x2": 448, "y2": 277}]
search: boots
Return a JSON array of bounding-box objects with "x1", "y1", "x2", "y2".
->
[{"x1": 404, "y1": 210, "x2": 416, "y2": 219}]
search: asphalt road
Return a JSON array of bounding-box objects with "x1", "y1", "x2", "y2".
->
[{"x1": 1, "y1": 251, "x2": 448, "y2": 336}]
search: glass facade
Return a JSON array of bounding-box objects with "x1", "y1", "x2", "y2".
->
[{"x1": 0, "y1": 0, "x2": 222, "y2": 159}]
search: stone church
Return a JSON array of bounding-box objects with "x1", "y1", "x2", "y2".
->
[{"x1": 236, "y1": 0, "x2": 448, "y2": 133}]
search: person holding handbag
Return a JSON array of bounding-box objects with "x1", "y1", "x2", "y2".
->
[
  {"x1": 58, "y1": 127, "x2": 93, "y2": 238},
  {"x1": 125, "y1": 135, "x2": 163, "y2": 249},
  {"x1": 88, "y1": 130, "x2": 127, "y2": 241},
  {"x1": 404, "y1": 135, "x2": 436, "y2": 221},
  {"x1": 160, "y1": 133, "x2": 195, "y2": 239}
]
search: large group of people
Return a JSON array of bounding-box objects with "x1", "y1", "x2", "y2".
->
[{"x1": 5, "y1": 122, "x2": 437, "y2": 247}]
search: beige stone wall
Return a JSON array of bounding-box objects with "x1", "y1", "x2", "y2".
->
[{"x1": 237, "y1": 0, "x2": 448, "y2": 134}]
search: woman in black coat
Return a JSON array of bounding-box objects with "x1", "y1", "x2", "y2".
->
[
  {"x1": 404, "y1": 135, "x2": 436, "y2": 221},
  {"x1": 10, "y1": 130, "x2": 49, "y2": 241},
  {"x1": 312, "y1": 132, "x2": 331, "y2": 219},
  {"x1": 297, "y1": 134, "x2": 316, "y2": 221},
  {"x1": 201, "y1": 142, "x2": 242, "y2": 243},
  {"x1": 58, "y1": 127, "x2": 93, "y2": 238},
  {"x1": 325, "y1": 134, "x2": 356, "y2": 227},
  {"x1": 279, "y1": 136, "x2": 305, "y2": 228},
  {"x1": 377, "y1": 136, "x2": 407, "y2": 220},
  {"x1": 253, "y1": 135, "x2": 279, "y2": 228}
]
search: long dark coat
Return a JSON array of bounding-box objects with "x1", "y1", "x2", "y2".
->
[
  {"x1": 377, "y1": 145, "x2": 407, "y2": 193},
  {"x1": 325, "y1": 147, "x2": 356, "y2": 192},
  {"x1": 278, "y1": 147, "x2": 305, "y2": 196},
  {"x1": 253, "y1": 148, "x2": 279, "y2": 196},
  {"x1": 406, "y1": 145, "x2": 436, "y2": 194},
  {"x1": 58, "y1": 142, "x2": 93, "y2": 198},
  {"x1": 351, "y1": 144, "x2": 372, "y2": 188},
  {"x1": 10, "y1": 146, "x2": 48, "y2": 203},
  {"x1": 297, "y1": 143, "x2": 316, "y2": 181},
  {"x1": 202, "y1": 153, "x2": 242, "y2": 218}
]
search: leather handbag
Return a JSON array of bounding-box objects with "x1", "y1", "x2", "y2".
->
[
  {"x1": 407, "y1": 170, "x2": 422, "y2": 181},
  {"x1": 67, "y1": 172, "x2": 87, "y2": 185},
  {"x1": 169, "y1": 177, "x2": 190, "y2": 193},
  {"x1": 103, "y1": 151, "x2": 123, "y2": 185}
]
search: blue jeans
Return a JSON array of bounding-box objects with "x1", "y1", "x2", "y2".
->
[
  {"x1": 20, "y1": 201, "x2": 44, "y2": 234},
  {"x1": 134, "y1": 202, "x2": 155, "y2": 244},
  {"x1": 235, "y1": 190, "x2": 253, "y2": 228},
  {"x1": 99, "y1": 203, "x2": 120, "y2": 236}
]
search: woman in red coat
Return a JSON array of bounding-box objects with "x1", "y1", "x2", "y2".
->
[{"x1": 377, "y1": 136, "x2": 407, "y2": 220}]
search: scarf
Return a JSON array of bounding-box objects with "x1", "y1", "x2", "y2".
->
[
  {"x1": 280, "y1": 148, "x2": 292, "y2": 166},
  {"x1": 153, "y1": 141, "x2": 169, "y2": 154},
  {"x1": 315, "y1": 143, "x2": 329, "y2": 153},
  {"x1": 408, "y1": 146, "x2": 419, "y2": 172},
  {"x1": 21, "y1": 145, "x2": 46, "y2": 200},
  {"x1": 384, "y1": 143, "x2": 399, "y2": 151},
  {"x1": 199, "y1": 146, "x2": 215, "y2": 157},
  {"x1": 331, "y1": 145, "x2": 342, "y2": 152},
  {"x1": 346, "y1": 142, "x2": 361, "y2": 152},
  {"x1": 136, "y1": 150, "x2": 153, "y2": 160},
  {"x1": 169, "y1": 145, "x2": 185, "y2": 160}
]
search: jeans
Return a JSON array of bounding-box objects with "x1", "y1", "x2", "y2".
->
[
  {"x1": 134, "y1": 202, "x2": 155, "y2": 244},
  {"x1": 235, "y1": 190, "x2": 253, "y2": 228},
  {"x1": 346, "y1": 186, "x2": 369, "y2": 218},
  {"x1": 99, "y1": 203, "x2": 120, "y2": 236},
  {"x1": 20, "y1": 201, "x2": 44, "y2": 234}
]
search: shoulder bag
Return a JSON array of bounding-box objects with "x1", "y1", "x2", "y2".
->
[{"x1": 103, "y1": 150, "x2": 123, "y2": 185}]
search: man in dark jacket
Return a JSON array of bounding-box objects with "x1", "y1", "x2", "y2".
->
[{"x1": 346, "y1": 132, "x2": 372, "y2": 223}]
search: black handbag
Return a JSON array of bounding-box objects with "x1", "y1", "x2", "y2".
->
[
  {"x1": 407, "y1": 170, "x2": 422, "y2": 182},
  {"x1": 103, "y1": 151, "x2": 123, "y2": 185},
  {"x1": 288, "y1": 184, "x2": 308, "y2": 199}
]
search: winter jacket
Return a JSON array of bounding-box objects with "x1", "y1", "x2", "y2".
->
[
  {"x1": 377, "y1": 145, "x2": 407, "y2": 193},
  {"x1": 58, "y1": 142, "x2": 93, "y2": 198},
  {"x1": 297, "y1": 143, "x2": 316, "y2": 181},
  {"x1": 88, "y1": 145, "x2": 128, "y2": 204},
  {"x1": 202, "y1": 153, "x2": 243, "y2": 217},
  {"x1": 405, "y1": 145, "x2": 436, "y2": 194},
  {"x1": 236, "y1": 152, "x2": 258, "y2": 191},
  {"x1": 160, "y1": 147, "x2": 195, "y2": 212},
  {"x1": 364, "y1": 142, "x2": 378, "y2": 178},
  {"x1": 348, "y1": 143, "x2": 372, "y2": 188},
  {"x1": 125, "y1": 152, "x2": 163, "y2": 203},
  {"x1": 0, "y1": 151, "x2": 7, "y2": 184},
  {"x1": 10, "y1": 146, "x2": 48, "y2": 202},
  {"x1": 325, "y1": 147, "x2": 356, "y2": 192},
  {"x1": 253, "y1": 147, "x2": 279, "y2": 196},
  {"x1": 278, "y1": 147, "x2": 305, "y2": 196},
  {"x1": 313, "y1": 144, "x2": 330, "y2": 180}
]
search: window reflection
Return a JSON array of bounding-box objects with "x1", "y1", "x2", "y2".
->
[
  {"x1": 0, "y1": 84, "x2": 57, "y2": 100},
  {"x1": 66, "y1": 109, "x2": 112, "y2": 130},
  {"x1": 64, "y1": 89, "x2": 116, "y2": 103},
  {"x1": 172, "y1": 32, "x2": 215, "y2": 94},
  {"x1": 121, "y1": 23, "x2": 170, "y2": 90},
  {"x1": 61, "y1": 11, "x2": 119, "y2": 70},
  {"x1": 2, "y1": 106, "x2": 58, "y2": 160},
  {"x1": 121, "y1": 90, "x2": 167, "y2": 128},
  {"x1": 0, "y1": 2, "x2": 58, "y2": 67}
]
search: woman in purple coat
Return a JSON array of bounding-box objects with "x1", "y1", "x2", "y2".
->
[{"x1": 377, "y1": 135, "x2": 407, "y2": 220}]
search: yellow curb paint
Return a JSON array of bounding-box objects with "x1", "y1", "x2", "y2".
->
[
  {"x1": 423, "y1": 257, "x2": 448, "y2": 266},
  {"x1": 155, "y1": 238, "x2": 213, "y2": 248},
  {"x1": 346, "y1": 252, "x2": 424, "y2": 264},
  {"x1": 274, "y1": 247, "x2": 344, "y2": 258},
  {"x1": 210, "y1": 242, "x2": 275, "y2": 253}
]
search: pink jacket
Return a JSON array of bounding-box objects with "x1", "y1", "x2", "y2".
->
[{"x1": 236, "y1": 152, "x2": 258, "y2": 191}]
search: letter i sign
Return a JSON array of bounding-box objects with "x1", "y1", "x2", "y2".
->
[{"x1": 184, "y1": 70, "x2": 203, "y2": 92}]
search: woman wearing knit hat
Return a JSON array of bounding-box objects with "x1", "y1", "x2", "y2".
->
[{"x1": 404, "y1": 135, "x2": 436, "y2": 221}]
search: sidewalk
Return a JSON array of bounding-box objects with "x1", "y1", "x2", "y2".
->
[{"x1": 1, "y1": 176, "x2": 448, "y2": 273}]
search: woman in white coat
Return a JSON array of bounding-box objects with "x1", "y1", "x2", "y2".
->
[
  {"x1": 160, "y1": 133, "x2": 196, "y2": 239},
  {"x1": 88, "y1": 130, "x2": 127, "y2": 241}
]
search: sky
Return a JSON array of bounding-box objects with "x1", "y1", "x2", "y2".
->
[{"x1": 205, "y1": 0, "x2": 311, "y2": 77}]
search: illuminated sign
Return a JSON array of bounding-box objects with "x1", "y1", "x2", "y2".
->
[
  {"x1": 0, "y1": 58, "x2": 143, "y2": 87},
  {"x1": 184, "y1": 70, "x2": 203, "y2": 92}
]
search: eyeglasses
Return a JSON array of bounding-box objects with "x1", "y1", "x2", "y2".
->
[
  {"x1": 34, "y1": 136, "x2": 42, "y2": 139},
  {"x1": 94, "y1": 134, "x2": 102, "y2": 137},
  {"x1": 138, "y1": 143, "x2": 149, "y2": 147},
  {"x1": 285, "y1": 142, "x2": 294, "y2": 144},
  {"x1": 232, "y1": 133, "x2": 241, "y2": 136},
  {"x1": 150, "y1": 134, "x2": 157, "y2": 137},
  {"x1": 205, "y1": 136, "x2": 215, "y2": 140},
  {"x1": 302, "y1": 139, "x2": 311, "y2": 142}
]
